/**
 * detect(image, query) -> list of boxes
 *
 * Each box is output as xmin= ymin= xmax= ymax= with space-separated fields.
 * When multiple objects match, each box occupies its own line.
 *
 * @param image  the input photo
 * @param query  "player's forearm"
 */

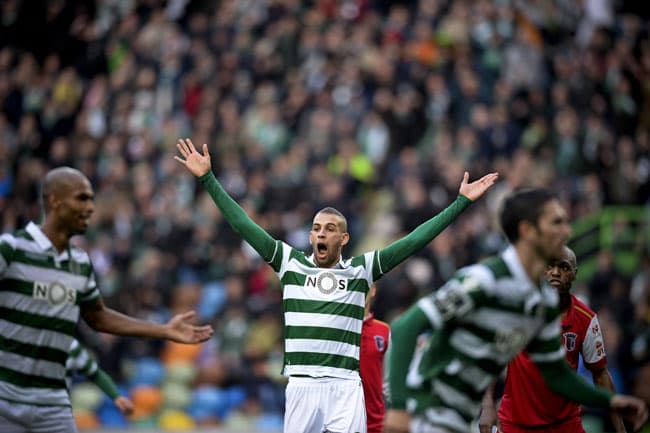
xmin=82 ymin=306 xmax=169 ymax=339
xmin=481 ymin=380 xmax=497 ymax=408
xmin=89 ymin=369 xmax=121 ymax=400
xmin=378 ymin=195 xmax=471 ymax=272
xmin=593 ymin=368 xmax=627 ymax=432
xmin=538 ymin=359 xmax=612 ymax=407
xmin=199 ymin=171 xmax=276 ymax=260
xmin=387 ymin=305 xmax=432 ymax=409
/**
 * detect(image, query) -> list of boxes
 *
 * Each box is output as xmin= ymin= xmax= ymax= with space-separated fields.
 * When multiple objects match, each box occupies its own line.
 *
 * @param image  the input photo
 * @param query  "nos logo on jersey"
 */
xmin=33 ymin=281 xmax=77 ymax=306
xmin=563 ymin=332 xmax=578 ymax=351
xmin=305 ymin=271 xmax=348 ymax=295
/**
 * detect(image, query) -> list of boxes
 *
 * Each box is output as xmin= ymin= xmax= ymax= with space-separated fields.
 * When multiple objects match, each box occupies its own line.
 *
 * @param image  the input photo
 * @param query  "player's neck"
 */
xmin=40 ymin=220 xmax=70 ymax=253
xmin=515 ymin=244 xmax=546 ymax=286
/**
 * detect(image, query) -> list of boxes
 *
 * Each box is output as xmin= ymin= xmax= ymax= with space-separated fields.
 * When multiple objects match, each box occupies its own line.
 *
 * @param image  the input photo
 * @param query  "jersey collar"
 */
xmin=308 ymin=254 xmax=346 ymax=269
xmin=26 ymin=221 xmax=55 ymax=252
xmin=502 ymin=245 xmax=535 ymax=288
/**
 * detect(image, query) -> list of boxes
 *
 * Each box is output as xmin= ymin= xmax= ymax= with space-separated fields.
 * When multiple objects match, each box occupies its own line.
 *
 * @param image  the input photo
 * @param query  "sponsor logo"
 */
xmin=33 ymin=281 xmax=77 ymax=306
xmin=305 ymin=272 xmax=348 ymax=294
xmin=563 ymin=332 xmax=578 ymax=351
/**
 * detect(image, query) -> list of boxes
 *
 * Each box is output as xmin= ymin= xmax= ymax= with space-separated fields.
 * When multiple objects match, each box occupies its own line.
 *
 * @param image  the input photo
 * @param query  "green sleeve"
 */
xmin=88 ymin=368 xmax=121 ymax=400
xmin=377 ymin=195 xmax=471 ymax=274
xmin=0 ymin=235 xmax=15 ymax=276
xmin=200 ymin=171 xmax=277 ymax=262
xmin=537 ymin=359 xmax=612 ymax=407
xmin=387 ymin=304 xmax=433 ymax=410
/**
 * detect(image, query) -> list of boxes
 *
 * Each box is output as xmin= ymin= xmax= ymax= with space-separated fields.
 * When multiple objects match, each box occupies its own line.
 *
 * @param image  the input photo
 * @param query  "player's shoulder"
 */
xmin=570 ymin=295 xmax=596 ymax=320
xmin=372 ymin=318 xmax=390 ymax=332
xmin=452 ymin=255 xmax=505 ymax=289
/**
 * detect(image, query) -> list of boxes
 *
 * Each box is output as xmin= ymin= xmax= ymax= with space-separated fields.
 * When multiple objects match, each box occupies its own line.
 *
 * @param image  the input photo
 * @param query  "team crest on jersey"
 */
xmin=33 ymin=281 xmax=77 ymax=306
xmin=563 ymin=332 xmax=577 ymax=351
xmin=305 ymin=271 xmax=348 ymax=294
xmin=374 ymin=335 xmax=386 ymax=352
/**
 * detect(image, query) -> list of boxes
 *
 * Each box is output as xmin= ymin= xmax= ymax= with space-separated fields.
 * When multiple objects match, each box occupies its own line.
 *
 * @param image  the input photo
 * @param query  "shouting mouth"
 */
xmin=316 ymin=242 xmax=328 ymax=258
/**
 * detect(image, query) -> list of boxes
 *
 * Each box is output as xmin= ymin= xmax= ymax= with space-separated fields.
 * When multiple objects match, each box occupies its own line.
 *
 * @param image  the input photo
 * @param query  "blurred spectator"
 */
xmin=1 ymin=0 xmax=649 ymax=429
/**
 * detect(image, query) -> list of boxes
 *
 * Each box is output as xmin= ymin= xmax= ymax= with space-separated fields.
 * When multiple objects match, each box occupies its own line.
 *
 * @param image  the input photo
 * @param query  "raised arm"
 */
xmin=174 ymin=138 xmax=277 ymax=261
xmin=377 ymin=172 xmax=498 ymax=274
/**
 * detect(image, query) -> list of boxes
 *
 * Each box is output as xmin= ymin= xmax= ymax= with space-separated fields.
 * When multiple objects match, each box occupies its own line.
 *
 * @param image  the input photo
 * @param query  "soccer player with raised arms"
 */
xmin=174 ymin=138 xmax=498 ymax=433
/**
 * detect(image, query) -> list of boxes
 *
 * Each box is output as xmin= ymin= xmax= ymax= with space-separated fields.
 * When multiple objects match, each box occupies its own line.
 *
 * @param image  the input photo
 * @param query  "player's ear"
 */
xmin=341 ymin=232 xmax=350 ymax=246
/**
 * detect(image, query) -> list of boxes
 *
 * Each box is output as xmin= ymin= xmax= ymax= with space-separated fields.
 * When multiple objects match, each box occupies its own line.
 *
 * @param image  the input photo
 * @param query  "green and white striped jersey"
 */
xmin=270 ymin=241 xmax=379 ymax=379
xmin=65 ymin=338 xmax=98 ymax=390
xmin=402 ymin=246 xmax=563 ymax=433
xmin=0 ymin=222 xmax=100 ymax=406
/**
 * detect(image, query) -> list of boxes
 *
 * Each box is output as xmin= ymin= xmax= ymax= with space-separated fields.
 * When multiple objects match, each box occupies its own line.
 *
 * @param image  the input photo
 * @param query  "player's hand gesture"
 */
xmin=384 ymin=409 xmax=410 ymax=433
xmin=174 ymin=138 xmax=211 ymax=177
xmin=458 ymin=171 xmax=499 ymax=202
xmin=114 ymin=396 xmax=134 ymax=416
xmin=164 ymin=310 xmax=214 ymax=344
xmin=610 ymin=394 xmax=648 ymax=431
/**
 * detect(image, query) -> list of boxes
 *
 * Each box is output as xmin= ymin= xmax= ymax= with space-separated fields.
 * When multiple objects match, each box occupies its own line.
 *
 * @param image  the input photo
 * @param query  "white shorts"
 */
xmin=0 ymin=399 xmax=78 ymax=433
xmin=284 ymin=376 xmax=367 ymax=433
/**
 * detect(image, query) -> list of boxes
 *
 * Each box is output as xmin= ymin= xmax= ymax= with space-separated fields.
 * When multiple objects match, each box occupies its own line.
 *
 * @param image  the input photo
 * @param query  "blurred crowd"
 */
xmin=1 ymin=0 xmax=650 ymax=430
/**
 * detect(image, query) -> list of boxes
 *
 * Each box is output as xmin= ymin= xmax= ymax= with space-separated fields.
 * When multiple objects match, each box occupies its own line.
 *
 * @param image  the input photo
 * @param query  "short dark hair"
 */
xmin=499 ymin=188 xmax=558 ymax=243
xmin=315 ymin=207 xmax=348 ymax=232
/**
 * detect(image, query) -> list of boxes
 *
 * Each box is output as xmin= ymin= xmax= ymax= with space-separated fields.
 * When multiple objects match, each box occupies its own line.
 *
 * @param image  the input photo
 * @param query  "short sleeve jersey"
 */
xmin=498 ymin=295 xmax=607 ymax=426
xmin=0 ymin=222 xmax=100 ymax=406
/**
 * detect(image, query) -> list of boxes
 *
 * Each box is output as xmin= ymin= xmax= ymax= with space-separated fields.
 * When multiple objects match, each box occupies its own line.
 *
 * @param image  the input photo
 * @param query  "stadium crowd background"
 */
xmin=1 ymin=0 xmax=649 ymax=431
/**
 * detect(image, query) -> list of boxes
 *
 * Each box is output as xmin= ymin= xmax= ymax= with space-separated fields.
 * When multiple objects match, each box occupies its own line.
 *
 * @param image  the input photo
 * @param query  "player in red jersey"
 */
xmin=480 ymin=246 xmax=626 ymax=433
xmin=360 ymin=285 xmax=390 ymax=433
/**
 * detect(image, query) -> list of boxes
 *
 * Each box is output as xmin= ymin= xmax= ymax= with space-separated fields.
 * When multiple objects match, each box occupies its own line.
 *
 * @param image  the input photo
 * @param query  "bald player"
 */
xmin=0 ymin=166 xmax=213 ymax=433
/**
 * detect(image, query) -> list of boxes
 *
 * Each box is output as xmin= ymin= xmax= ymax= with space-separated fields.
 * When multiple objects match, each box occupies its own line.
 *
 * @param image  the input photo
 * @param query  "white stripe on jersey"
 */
xmin=449 ymin=330 xmax=510 ymax=364
xmin=284 ymin=284 xmax=366 ymax=305
xmin=466 ymin=308 xmax=540 ymax=333
xmin=284 ymin=312 xmax=362 ymax=333
xmin=433 ymin=379 xmax=480 ymax=418
xmin=529 ymin=348 xmax=565 ymax=363
xmin=0 ymin=318 xmax=72 ymax=350
xmin=444 ymin=360 xmax=493 ymax=392
xmin=1 ymin=292 xmax=80 ymax=322
xmin=537 ymin=317 xmax=562 ymax=340
xmin=4 ymin=262 xmax=90 ymax=289
xmin=417 ymin=297 xmax=443 ymax=329
xmin=285 ymin=339 xmax=359 ymax=359
xmin=0 ymin=381 xmax=70 ymax=407
xmin=0 ymin=350 xmax=66 ymax=380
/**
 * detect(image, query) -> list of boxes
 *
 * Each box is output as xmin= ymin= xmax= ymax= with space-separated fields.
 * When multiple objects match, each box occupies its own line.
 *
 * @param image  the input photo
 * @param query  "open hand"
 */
xmin=165 ymin=310 xmax=214 ymax=344
xmin=458 ymin=172 xmax=499 ymax=202
xmin=174 ymin=138 xmax=212 ymax=177
xmin=479 ymin=404 xmax=499 ymax=433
